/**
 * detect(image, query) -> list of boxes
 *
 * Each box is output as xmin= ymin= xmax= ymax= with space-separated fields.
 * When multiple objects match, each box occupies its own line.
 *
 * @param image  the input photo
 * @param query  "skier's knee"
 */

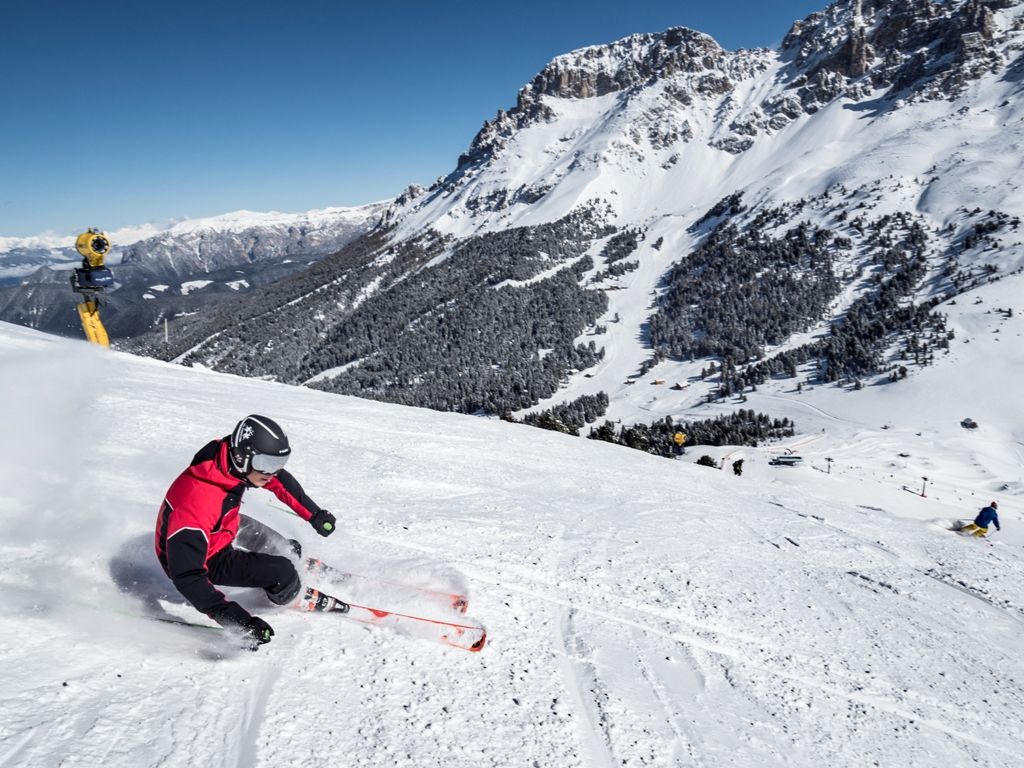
xmin=264 ymin=556 xmax=301 ymax=605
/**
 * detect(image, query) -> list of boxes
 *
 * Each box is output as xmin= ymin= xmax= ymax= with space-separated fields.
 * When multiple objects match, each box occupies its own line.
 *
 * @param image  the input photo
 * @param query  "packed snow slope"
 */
xmin=1 ymin=320 xmax=1022 ymax=768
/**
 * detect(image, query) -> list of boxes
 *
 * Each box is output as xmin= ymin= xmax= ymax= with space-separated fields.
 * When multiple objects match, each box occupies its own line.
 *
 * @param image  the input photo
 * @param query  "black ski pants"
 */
xmin=207 ymin=516 xmax=302 ymax=605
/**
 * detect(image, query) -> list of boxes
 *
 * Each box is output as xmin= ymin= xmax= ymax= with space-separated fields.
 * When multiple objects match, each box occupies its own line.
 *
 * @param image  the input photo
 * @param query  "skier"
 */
xmin=959 ymin=501 xmax=1001 ymax=537
xmin=154 ymin=415 xmax=337 ymax=645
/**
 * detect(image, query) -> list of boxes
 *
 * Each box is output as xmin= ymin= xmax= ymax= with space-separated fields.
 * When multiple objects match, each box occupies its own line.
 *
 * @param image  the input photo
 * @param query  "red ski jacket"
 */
xmin=154 ymin=438 xmax=322 ymax=623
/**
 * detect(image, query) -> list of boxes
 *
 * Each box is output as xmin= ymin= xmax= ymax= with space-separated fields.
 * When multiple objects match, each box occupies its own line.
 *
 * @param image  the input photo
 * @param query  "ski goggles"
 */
xmin=251 ymin=452 xmax=289 ymax=475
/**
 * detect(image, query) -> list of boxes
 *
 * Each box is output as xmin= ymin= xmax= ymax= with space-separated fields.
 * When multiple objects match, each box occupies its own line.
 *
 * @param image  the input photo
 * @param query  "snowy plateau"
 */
xmin=3 ymin=0 xmax=1024 ymax=766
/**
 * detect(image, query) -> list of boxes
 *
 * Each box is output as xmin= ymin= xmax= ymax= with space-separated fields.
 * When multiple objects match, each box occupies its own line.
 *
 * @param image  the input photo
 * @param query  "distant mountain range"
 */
xmin=13 ymin=0 xmax=1024 ymax=439
xmin=0 ymin=204 xmax=389 ymax=338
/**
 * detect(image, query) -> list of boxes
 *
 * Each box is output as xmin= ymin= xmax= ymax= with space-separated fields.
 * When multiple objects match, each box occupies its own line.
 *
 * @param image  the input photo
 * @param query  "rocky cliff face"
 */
xmin=776 ymin=0 xmax=1010 ymax=113
xmin=456 ymin=28 xmax=772 ymax=169
xmin=452 ymin=0 xmax=1020 ymax=174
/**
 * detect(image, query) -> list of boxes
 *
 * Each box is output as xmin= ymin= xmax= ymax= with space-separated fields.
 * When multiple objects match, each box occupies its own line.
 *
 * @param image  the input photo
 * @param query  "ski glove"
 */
xmin=243 ymin=616 xmax=275 ymax=646
xmin=310 ymin=509 xmax=337 ymax=537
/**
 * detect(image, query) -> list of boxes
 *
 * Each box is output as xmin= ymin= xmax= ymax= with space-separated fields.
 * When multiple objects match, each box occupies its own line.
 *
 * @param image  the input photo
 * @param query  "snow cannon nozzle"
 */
xmin=75 ymin=228 xmax=111 ymax=269
xmin=71 ymin=228 xmax=114 ymax=295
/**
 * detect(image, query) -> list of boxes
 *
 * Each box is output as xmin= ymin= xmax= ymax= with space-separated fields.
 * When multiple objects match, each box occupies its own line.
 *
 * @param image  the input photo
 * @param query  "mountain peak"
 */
xmin=455 ymin=0 xmax=1019 ymax=176
xmin=457 ymin=28 xmax=740 ymax=171
xmin=528 ymin=27 xmax=726 ymax=101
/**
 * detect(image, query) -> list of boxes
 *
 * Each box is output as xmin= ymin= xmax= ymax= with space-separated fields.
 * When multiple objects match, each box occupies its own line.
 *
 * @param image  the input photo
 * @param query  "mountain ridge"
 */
xmin=0 ymin=201 xmax=389 ymax=337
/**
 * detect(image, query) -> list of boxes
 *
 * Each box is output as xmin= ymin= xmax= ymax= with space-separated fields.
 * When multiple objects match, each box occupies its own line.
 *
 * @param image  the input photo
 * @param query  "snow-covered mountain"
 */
xmin=0 ymin=223 xmax=165 ymax=286
xmin=115 ymin=205 xmax=392 ymax=282
xmin=129 ymin=0 xmax=1023 ymax=450
xmin=0 ymin=202 xmax=389 ymax=337
xmin=393 ymin=0 xmax=1019 ymax=236
xmin=1 ymin=317 xmax=1021 ymax=767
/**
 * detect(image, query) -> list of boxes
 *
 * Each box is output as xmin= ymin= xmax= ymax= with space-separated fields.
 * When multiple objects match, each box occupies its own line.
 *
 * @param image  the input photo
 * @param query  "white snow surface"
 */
xmin=179 ymin=279 xmax=214 ymax=295
xmin=1 ymin=320 xmax=1022 ymax=767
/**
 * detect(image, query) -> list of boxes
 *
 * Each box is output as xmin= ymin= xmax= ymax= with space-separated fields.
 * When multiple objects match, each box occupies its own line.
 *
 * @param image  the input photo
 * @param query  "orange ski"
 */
xmin=298 ymin=586 xmax=486 ymax=652
xmin=304 ymin=557 xmax=469 ymax=613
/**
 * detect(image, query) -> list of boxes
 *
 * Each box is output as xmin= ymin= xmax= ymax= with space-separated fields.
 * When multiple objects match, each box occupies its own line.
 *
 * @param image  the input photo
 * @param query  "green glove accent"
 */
xmin=311 ymin=510 xmax=336 ymax=537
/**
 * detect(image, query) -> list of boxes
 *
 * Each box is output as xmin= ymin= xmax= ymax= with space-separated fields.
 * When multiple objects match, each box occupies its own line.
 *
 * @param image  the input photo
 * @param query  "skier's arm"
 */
xmin=165 ymin=527 xmax=250 ymax=626
xmin=265 ymin=469 xmax=321 ymax=521
xmin=266 ymin=470 xmax=336 ymax=537
xmin=994 ymin=512 xmax=1001 ymax=531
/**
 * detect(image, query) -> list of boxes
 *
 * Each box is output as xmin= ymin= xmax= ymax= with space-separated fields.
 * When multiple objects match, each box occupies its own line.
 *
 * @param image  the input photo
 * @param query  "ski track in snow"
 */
xmin=348 ymin=507 xmax=1023 ymax=765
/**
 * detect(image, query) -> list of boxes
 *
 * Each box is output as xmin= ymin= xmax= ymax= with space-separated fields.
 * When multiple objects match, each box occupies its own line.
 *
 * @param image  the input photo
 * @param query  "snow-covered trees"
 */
xmin=588 ymin=410 xmax=794 ymax=456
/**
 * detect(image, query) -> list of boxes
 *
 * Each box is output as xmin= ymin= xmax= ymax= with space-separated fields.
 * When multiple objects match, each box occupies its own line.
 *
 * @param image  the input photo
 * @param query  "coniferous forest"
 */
xmin=587 ymin=411 xmax=795 ymax=456
xmin=124 ymin=188 xmax=1015 ymax=460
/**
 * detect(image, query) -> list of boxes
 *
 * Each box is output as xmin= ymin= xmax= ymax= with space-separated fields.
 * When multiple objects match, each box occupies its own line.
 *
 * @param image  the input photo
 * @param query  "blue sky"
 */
xmin=1 ymin=1 xmax=826 ymax=237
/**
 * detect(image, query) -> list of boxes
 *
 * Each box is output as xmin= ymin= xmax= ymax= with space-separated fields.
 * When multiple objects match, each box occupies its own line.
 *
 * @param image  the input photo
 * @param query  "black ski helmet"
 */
xmin=229 ymin=414 xmax=291 ymax=475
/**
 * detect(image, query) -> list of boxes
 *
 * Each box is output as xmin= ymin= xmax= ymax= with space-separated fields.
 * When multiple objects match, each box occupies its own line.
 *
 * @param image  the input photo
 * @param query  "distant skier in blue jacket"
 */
xmin=960 ymin=502 xmax=1000 ymax=537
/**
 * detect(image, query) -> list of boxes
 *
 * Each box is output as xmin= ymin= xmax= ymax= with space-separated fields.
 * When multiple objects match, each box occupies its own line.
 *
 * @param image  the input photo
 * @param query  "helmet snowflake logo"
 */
xmin=241 ymin=425 xmax=254 ymax=440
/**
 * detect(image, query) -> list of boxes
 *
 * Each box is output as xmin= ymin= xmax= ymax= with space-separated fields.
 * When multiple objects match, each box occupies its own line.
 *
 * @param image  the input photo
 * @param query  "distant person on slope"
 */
xmin=154 ymin=415 xmax=336 ymax=645
xmin=960 ymin=501 xmax=1001 ymax=537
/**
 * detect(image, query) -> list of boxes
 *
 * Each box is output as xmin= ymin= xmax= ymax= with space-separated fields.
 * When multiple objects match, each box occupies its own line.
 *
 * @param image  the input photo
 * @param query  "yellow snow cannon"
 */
xmin=70 ymin=228 xmax=114 ymax=347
